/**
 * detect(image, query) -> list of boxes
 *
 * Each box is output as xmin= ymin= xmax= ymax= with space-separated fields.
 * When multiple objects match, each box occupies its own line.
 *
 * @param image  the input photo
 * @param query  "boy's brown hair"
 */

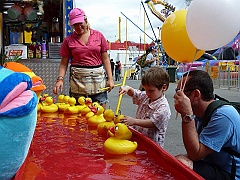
xmin=141 ymin=66 xmax=170 ymax=90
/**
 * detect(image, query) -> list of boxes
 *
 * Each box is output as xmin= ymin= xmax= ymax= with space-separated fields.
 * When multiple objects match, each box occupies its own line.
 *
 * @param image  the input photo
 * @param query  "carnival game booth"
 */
xmin=13 ymin=112 xmax=203 ymax=179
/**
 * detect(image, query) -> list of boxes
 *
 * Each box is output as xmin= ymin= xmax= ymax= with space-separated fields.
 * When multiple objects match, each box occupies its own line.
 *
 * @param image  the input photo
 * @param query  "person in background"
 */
xmin=115 ymin=61 xmax=121 ymax=81
xmin=117 ymin=60 xmax=122 ymax=79
xmin=139 ymin=46 xmax=158 ymax=91
xmin=143 ymin=46 xmax=158 ymax=72
xmin=174 ymin=70 xmax=240 ymax=180
xmin=53 ymin=8 xmax=114 ymax=109
xmin=119 ymin=66 xmax=171 ymax=148
xmin=110 ymin=59 xmax=115 ymax=76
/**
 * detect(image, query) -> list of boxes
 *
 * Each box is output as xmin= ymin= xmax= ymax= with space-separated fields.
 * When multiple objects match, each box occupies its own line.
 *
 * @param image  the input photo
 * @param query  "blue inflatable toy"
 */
xmin=0 ymin=66 xmax=38 ymax=180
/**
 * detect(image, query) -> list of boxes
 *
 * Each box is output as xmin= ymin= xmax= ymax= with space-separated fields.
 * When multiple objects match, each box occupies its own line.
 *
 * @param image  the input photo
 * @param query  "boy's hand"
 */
xmin=119 ymin=85 xmax=129 ymax=95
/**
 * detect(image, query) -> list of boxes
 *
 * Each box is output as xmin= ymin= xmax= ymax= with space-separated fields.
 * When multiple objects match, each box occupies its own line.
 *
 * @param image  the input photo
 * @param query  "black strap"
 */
xmin=203 ymin=100 xmax=231 ymax=127
xmin=223 ymin=147 xmax=240 ymax=180
xmin=70 ymin=64 xmax=103 ymax=69
xmin=203 ymin=98 xmax=240 ymax=179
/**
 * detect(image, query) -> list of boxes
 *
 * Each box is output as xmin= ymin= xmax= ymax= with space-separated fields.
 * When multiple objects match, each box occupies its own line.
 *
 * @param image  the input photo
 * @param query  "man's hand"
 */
xmin=174 ymin=90 xmax=193 ymax=117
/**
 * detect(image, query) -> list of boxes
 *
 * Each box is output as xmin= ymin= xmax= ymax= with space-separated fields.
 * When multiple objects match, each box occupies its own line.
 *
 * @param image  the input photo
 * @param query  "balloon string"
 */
xmin=175 ymin=48 xmax=200 ymax=120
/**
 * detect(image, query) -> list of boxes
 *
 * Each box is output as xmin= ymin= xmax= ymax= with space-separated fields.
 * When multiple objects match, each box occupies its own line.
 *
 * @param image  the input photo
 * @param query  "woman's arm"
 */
xmin=102 ymin=52 xmax=114 ymax=91
xmin=58 ymin=57 xmax=69 ymax=77
xmin=53 ymin=57 xmax=69 ymax=95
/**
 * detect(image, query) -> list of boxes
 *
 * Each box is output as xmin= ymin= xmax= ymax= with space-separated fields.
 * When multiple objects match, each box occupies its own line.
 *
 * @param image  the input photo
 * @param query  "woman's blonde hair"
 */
xmin=84 ymin=16 xmax=90 ymax=30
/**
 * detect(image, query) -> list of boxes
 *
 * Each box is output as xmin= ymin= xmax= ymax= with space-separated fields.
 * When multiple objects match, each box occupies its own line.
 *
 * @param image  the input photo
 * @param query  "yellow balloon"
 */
xmin=161 ymin=9 xmax=204 ymax=63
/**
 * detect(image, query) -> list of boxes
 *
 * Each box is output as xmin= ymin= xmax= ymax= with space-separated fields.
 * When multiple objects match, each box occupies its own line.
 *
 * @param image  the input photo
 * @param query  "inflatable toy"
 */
xmin=104 ymin=123 xmax=137 ymax=154
xmin=40 ymin=96 xmax=58 ymax=113
xmin=0 ymin=66 xmax=38 ymax=180
xmin=4 ymin=62 xmax=46 ymax=98
xmin=88 ymin=104 xmax=106 ymax=126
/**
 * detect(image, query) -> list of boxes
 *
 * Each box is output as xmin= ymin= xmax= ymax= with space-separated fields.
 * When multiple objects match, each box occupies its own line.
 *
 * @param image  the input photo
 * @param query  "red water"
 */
xmin=19 ymin=112 xmax=202 ymax=180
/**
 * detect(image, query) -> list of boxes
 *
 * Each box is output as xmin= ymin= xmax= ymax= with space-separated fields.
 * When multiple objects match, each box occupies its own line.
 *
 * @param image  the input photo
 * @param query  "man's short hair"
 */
xmin=183 ymin=70 xmax=214 ymax=101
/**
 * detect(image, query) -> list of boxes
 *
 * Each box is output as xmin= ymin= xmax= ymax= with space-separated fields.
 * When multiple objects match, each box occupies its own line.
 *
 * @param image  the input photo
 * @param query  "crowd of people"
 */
xmin=52 ymin=7 xmax=240 ymax=180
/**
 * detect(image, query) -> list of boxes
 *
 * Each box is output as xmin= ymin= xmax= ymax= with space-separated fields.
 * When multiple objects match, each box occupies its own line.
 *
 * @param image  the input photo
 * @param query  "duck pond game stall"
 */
xmin=13 ymin=112 xmax=203 ymax=179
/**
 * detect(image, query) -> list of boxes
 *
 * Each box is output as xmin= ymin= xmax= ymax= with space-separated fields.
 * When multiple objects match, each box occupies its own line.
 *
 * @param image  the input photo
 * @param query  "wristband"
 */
xmin=57 ymin=76 xmax=64 ymax=79
xmin=57 ymin=76 xmax=64 ymax=80
xmin=56 ymin=79 xmax=63 ymax=83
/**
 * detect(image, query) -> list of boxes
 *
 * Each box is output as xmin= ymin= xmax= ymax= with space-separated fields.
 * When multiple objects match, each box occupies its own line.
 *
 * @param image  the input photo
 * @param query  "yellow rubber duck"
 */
xmin=88 ymin=104 xmax=106 ymax=126
xmin=108 ymin=123 xmax=132 ymax=140
xmin=98 ymin=108 xmax=115 ymax=135
xmin=58 ymin=95 xmax=70 ymax=112
xmin=114 ymin=114 xmax=125 ymax=124
xmin=40 ymin=96 xmax=58 ymax=113
xmin=86 ymin=102 xmax=102 ymax=119
xmin=37 ymin=95 xmax=43 ymax=112
xmin=76 ymin=96 xmax=87 ymax=112
xmin=104 ymin=123 xmax=138 ymax=154
xmin=55 ymin=94 xmax=65 ymax=107
xmin=79 ymin=97 xmax=93 ymax=115
xmin=64 ymin=97 xmax=79 ymax=114
xmin=39 ymin=93 xmax=49 ymax=106
xmin=103 ymin=108 xmax=115 ymax=121
xmin=37 ymin=103 xmax=42 ymax=112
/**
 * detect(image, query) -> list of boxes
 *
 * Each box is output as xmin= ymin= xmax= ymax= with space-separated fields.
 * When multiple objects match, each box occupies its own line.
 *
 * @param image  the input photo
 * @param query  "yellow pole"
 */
xmin=118 ymin=17 xmax=121 ymax=42
xmin=125 ymin=19 xmax=128 ymax=65
xmin=98 ymin=83 xmax=122 ymax=91
xmin=115 ymin=71 xmax=128 ymax=115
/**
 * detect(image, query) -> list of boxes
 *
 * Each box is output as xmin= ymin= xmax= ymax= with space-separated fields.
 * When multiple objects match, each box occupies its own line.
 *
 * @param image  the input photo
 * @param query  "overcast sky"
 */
xmin=75 ymin=0 xmax=188 ymax=43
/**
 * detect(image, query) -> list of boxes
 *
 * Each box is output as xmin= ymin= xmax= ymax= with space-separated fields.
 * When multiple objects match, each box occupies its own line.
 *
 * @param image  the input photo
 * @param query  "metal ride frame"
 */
xmin=144 ymin=0 xmax=175 ymax=66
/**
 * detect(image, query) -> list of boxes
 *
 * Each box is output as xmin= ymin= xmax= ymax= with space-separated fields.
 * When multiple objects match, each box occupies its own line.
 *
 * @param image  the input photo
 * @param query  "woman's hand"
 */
xmin=53 ymin=80 xmax=63 ymax=95
xmin=106 ymin=78 xmax=114 ymax=92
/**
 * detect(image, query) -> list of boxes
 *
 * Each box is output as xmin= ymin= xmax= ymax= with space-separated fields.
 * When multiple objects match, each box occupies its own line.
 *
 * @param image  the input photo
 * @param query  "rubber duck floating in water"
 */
xmin=98 ymin=108 xmax=115 ymax=135
xmin=64 ymin=97 xmax=79 ymax=114
xmin=40 ymin=96 xmax=58 ymax=113
xmin=79 ymin=97 xmax=93 ymax=115
xmin=85 ymin=102 xmax=100 ymax=119
xmin=55 ymin=94 xmax=65 ymax=107
xmin=76 ymin=96 xmax=87 ymax=112
xmin=88 ymin=104 xmax=106 ymax=126
xmin=58 ymin=95 xmax=70 ymax=112
xmin=104 ymin=123 xmax=138 ymax=154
